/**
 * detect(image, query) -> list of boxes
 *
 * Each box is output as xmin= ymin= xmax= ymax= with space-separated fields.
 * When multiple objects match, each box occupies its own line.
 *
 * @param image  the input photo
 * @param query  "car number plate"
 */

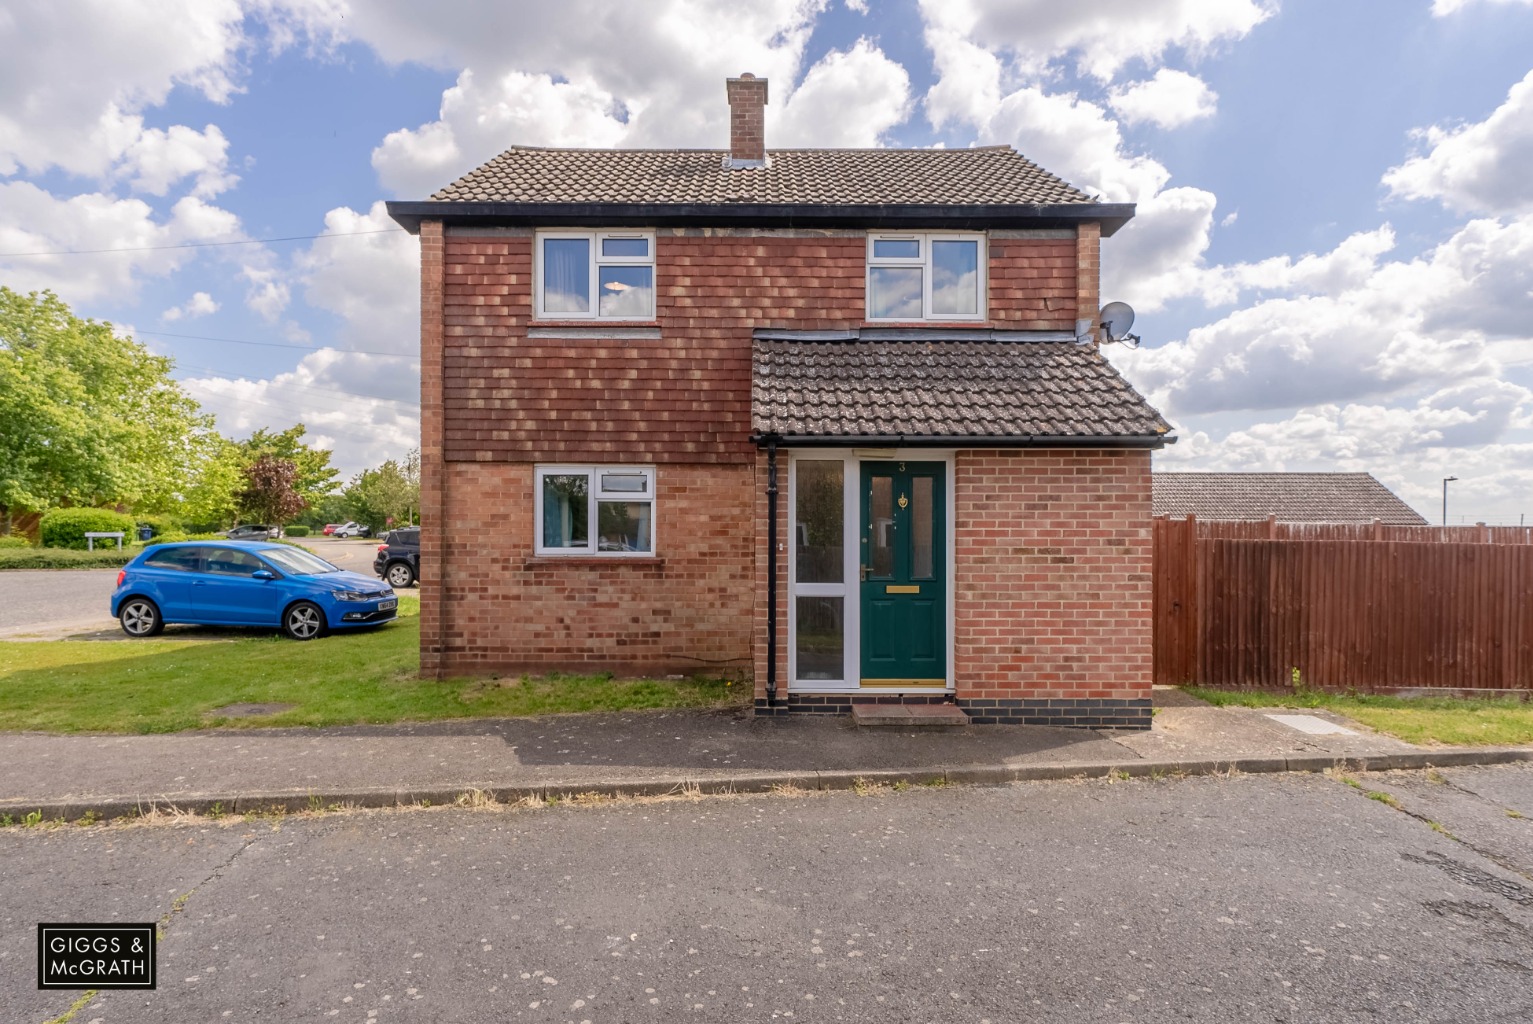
xmin=378 ymin=599 xmax=397 ymax=611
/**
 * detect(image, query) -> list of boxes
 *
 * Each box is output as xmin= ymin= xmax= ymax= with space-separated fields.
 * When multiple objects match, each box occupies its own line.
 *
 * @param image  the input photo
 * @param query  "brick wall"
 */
xmin=953 ymin=448 xmax=1154 ymax=703
xmin=438 ymin=227 xmax=1081 ymax=466
xmin=431 ymin=461 xmax=755 ymax=677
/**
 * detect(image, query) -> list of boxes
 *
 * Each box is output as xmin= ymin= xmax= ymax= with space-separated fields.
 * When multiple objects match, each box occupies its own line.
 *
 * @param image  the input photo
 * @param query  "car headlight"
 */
xmin=331 ymin=590 xmax=376 ymax=602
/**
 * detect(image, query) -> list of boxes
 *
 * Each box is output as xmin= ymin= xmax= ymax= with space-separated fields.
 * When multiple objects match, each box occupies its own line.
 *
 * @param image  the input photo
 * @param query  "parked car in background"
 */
xmin=333 ymin=522 xmax=371 ymax=539
xmin=373 ymin=527 xmax=420 ymax=588
xmin=225 ymin=524 xmax=278 ymax=541
xmin=111 ymin=541 xmax=397 ymax=640
xmin=322 ymin=523 xmax=343 ymax=536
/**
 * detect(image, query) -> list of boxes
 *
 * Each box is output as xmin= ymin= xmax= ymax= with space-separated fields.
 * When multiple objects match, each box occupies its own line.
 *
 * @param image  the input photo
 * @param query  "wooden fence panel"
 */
xmin=1153 ymin=517 xmax=1533 ymax=693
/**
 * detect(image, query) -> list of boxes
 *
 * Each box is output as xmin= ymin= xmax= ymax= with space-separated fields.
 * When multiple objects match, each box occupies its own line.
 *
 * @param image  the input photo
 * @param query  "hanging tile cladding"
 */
xmin=440 ymin=229 xmax=1081 ymax=464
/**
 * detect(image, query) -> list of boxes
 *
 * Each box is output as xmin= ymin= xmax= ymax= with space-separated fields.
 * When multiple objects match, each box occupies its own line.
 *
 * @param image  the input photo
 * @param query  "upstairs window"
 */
xmin=536 ymin=231 xmax=655 ymax=320
xmin=866 ymin=232 xmax=985 ymax=321
xmin=536 ymin=466 xmax=655 ymax=556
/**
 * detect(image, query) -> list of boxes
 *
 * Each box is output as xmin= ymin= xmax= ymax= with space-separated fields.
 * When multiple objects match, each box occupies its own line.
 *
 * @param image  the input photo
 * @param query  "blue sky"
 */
xmin=3 ymin=0 xmax=1533 ymax=523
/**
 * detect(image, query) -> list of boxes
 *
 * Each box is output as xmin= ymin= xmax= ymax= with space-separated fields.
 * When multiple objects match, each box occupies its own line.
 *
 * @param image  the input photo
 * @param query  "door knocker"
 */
xmin=897 ymin=492 xmax=909 ymax=509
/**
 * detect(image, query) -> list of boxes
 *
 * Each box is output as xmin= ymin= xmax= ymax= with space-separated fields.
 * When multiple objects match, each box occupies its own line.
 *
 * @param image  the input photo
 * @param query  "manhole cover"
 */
xmin=207 ymin=703 xmax=296 ymax=718
xmin=1265 ymin=713 xmax=1356 ymax=736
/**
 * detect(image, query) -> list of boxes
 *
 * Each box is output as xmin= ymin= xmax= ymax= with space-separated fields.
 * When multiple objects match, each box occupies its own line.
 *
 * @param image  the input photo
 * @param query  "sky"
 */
xmin=3 ymin=0 xmax=1533 ymax=523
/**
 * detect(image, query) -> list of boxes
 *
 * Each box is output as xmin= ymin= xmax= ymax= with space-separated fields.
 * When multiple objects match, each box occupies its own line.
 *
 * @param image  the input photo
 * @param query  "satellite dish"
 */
xmin=1099 ymin=301 xmax=1141 ymax=347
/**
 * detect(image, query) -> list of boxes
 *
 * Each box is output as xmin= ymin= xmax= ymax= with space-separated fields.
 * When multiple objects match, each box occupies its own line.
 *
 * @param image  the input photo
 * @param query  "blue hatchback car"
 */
xmin=111 ymin=541 xmax=397 ymax=640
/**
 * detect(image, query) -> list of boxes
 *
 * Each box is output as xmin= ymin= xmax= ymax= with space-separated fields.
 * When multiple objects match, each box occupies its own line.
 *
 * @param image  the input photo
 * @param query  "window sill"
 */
xmin=860 ymin=320 xmax=991 ymax=328
xmin=524 ymin=555 xmax=666 ymax=569
xmin=530 ymin=320 xmax=660 ymax=328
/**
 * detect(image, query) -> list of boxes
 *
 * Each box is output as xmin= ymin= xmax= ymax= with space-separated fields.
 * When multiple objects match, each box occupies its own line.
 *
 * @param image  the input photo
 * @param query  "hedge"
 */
xmin=283 ymin=525 xmax=310 ymax=537
xmin=0 ymin=547 xmax=135 ymax=570
xmin=39 ymin=508 xmax=138 ymax=550
xmin=0 ymin=536 xmax=32 ymax=549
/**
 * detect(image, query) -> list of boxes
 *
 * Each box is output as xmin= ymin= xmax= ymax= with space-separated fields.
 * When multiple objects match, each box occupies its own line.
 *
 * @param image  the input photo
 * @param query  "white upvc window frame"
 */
xmin=534 ymin=465 xmax=657 ymax=557
xmin=534 ymin=229 xmax=656 ymax=321
xmin=865 ymin=231 xmax=987 ymax=322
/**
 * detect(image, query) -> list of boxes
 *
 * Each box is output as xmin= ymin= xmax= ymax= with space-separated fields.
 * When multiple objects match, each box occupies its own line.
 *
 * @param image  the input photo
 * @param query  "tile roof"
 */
xmin=1152 ymin=472 xmax=1428 ymax=524
xmin=751 ymin=338 xmax=1172 ymax=441
xmin=429 ymin=146 xmax=1096 ymax=206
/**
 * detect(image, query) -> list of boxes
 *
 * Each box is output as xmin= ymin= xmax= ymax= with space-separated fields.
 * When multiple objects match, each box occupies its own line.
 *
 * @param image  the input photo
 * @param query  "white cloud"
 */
xmin=774 ymin=39 xmax=912 ymax=147
xmin=296 ymin=201 xmax=420 ymax=355
xmin=372 ymin=70 xmax=628 ymax=197
xmin=242 ymin=266 xmax=291 ymax=322
xmin=1110 ymin=211 xmax=1533 ymax=423
xmin=161 ymin=291 xmax=220 ymax=322
xmin=0 ymin=1 xmax=245 ymax=185
xmin=1108 ymin=69 xmax=1218 ymax=129
xmin=1152 ymin=377 xmax=1533 ymax=523
xmin=1432 ymin=0 xmax=1533 ymax=14
xmin=183 ymin=348 xmax=420 ymax=477
xmin=296 ymin=0 xmax=818 ymax=195
xmin=919 ymin=0 xmax=1272 ymax=81
xmin=845 ymin=0 xmax=869 ymax=11
xmin=1384 ymin=69 xmax=1533 ymax=215
xmin=0 ymin=183 xmax=241 ymax=303
xmin=116 ymin=123 xmax=238 ymax=198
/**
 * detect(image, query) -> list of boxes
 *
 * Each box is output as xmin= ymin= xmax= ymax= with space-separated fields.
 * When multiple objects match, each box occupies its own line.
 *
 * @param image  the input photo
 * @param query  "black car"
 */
xmin=373 ymin=527 xmax=420 ymax=588
xmin=225 ymin=524 xmax=277 ymax=541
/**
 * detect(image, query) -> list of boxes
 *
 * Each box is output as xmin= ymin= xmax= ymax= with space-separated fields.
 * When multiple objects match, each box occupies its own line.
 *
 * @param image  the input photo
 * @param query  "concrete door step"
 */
xmin=851 ymin=703 xmax=970 ymax=727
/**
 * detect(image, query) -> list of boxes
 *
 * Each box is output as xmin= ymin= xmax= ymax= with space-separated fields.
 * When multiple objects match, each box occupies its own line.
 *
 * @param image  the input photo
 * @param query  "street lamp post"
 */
xmin=1442 ymin=476 xmax=1458 ymax=527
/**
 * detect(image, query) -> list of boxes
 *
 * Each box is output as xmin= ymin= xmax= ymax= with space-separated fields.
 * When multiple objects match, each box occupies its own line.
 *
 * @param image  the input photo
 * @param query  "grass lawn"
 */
xmin=0 ymin=597 xmax=749 ymax=733
xmin=1184 ymin=686 xmax=1533 ymax=747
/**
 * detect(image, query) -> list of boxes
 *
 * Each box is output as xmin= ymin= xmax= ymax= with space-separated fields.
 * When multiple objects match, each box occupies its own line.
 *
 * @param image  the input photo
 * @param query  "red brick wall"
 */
xmin=439 ymin=228 xmax=1080 ymax=466
xmin=953 ymin=449 xmax=1154 ymax=701
xmin=432 ymin=461 xmax=755 ymax=677
xmin=419 ymin=219 xmax=447 ymax=675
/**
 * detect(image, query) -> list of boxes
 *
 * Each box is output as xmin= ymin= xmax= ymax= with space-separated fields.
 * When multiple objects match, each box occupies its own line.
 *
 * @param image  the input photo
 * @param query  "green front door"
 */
xmin=860 ymin=461 xmax=947 ymax=687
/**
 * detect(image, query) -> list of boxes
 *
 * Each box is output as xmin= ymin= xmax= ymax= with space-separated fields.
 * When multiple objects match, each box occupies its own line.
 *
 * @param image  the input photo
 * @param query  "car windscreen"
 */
xmin=258 ymin=546 xmax=342 ymax=576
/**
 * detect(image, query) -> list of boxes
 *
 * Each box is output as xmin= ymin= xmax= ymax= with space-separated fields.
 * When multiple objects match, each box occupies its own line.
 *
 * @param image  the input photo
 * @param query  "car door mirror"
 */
xmin=252 ymin=570 xmax=277 ymax=581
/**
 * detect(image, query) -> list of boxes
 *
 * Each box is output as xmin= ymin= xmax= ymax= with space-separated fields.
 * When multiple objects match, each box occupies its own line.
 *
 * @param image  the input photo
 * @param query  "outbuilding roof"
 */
xmin=1151 ymin=472 xmax=1428 ymax=524
xmin=751 ymin=336 xmax=1172 ymax=445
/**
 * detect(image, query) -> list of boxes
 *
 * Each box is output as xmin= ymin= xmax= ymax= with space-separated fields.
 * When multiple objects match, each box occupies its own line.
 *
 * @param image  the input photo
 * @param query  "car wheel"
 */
xmin=119 ymin=597 xmax=164 ymax=638
xmin=282 ymin=601 xmax=327 ymax=641
xmin=386 ymin=562 xmax=416 ymax=588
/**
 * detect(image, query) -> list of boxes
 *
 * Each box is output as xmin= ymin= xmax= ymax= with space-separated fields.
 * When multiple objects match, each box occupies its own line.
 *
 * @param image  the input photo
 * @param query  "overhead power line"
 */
xmin=136 ymin=327 xmax=410 ymax=358
xmin=0 ymin=227 xmax=405 ymax=258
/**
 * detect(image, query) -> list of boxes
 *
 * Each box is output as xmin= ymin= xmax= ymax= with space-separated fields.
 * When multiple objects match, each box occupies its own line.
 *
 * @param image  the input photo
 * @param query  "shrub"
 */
xmin=39 ymin=508 xmax=138 ymax=550
xmin=0 ymin=535 xmax=31 ymax=549
xmin=180 ymin=519 xmax=226 ymax=535
xmin=283 ymin=525 xmax=310 ymax=537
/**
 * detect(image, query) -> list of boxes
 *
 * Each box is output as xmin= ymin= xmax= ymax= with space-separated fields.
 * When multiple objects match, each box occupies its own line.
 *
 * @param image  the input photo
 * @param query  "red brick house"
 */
xmin=387 ymin=74 xmax=1173 ymax=729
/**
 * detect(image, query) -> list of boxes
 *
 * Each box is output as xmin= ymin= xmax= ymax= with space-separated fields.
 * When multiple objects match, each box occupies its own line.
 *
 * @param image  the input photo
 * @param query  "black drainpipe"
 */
xmin=765 ymin=437 xmax=781 ymax=708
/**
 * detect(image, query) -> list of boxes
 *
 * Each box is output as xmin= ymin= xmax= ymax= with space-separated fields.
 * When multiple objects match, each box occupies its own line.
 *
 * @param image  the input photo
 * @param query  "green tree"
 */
xmin=177 ymin=435 xmax=247 ymax=529
xmin=343 ymin=454 xmax=419 ymax=530
xmin=234 ymin=425 xmax=341 ymax=508
xmin=0 ymin=288 xmax=212 ymax=532
xmin=237 ymin=455 xmax=308 ymax=528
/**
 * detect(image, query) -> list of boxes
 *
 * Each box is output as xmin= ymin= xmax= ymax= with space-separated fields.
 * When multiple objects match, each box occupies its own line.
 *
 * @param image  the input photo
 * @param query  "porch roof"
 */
xmin=751 ymin=336 xmax=1174 ymax=446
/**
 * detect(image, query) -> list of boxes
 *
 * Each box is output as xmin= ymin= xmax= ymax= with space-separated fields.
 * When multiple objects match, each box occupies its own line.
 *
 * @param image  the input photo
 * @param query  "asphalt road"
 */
xmin=4 ymin=767 xmax=1531 ymax=1023
xmin=0 ymin=538 xmax=383 ymax=640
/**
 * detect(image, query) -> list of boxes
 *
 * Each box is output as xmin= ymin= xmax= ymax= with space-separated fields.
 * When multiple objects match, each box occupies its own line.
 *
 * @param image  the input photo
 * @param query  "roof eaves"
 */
xmin=384 ymin=200 xmax=1135 ymax=236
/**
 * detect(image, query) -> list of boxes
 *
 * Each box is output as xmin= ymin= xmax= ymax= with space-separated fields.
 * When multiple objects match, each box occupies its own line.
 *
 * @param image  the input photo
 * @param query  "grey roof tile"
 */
xmin=752 ymin=338 xmax=1171 ymax=440
xmin=429 ymin=146 xmax=1095 ymax=206
xmin=1152 ymin=472 xmax=1427 ymax=524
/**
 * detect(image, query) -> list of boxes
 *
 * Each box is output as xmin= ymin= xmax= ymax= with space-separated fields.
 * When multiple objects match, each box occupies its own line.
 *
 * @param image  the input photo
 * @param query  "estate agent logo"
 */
xmin=37 ymin=924 xmax=157 ymax=989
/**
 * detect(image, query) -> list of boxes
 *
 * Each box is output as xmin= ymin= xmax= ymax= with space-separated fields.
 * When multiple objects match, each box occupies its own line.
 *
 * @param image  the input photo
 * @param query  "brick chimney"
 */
xmin=726 ymin=73 xmax=769 ymax=167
